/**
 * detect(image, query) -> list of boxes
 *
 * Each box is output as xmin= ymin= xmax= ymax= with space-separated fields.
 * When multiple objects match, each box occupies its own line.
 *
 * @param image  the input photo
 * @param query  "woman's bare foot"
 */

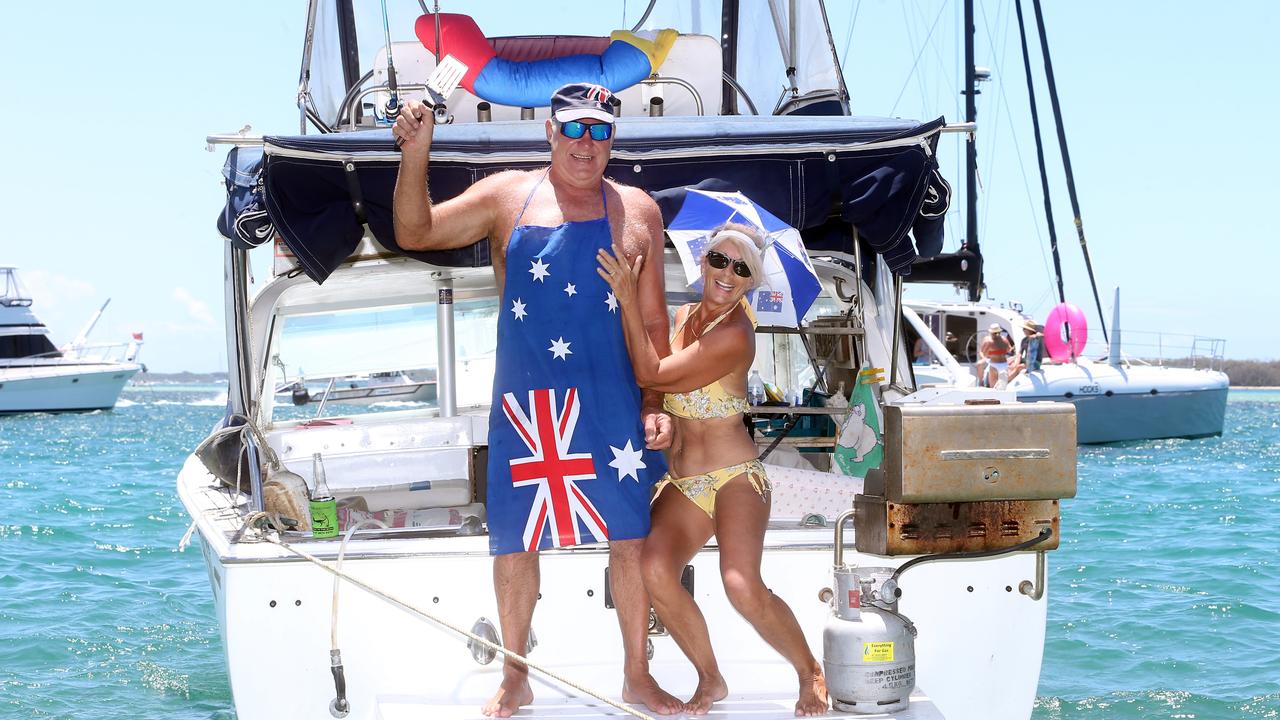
xmin=794 ymin=669 xmax=829 ymax=717
xmin=622 ymin=673 xmax=686 ymax=716
xmin=481 ymin=669 xmax=534 ymax=718
xmin=685 ymin=674 xmax=728 ymax=715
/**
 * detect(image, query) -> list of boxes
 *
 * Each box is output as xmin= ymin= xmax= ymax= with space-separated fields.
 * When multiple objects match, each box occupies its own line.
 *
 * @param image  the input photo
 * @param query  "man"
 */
xmin=392 ymin=83 xmax=681 ymax=717
xmin=978 ymin=322 xmax=1012 ymax=388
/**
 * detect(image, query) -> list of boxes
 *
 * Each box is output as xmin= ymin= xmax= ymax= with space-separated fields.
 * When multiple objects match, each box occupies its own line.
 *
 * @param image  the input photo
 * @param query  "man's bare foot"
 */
xmin=685 ymin=675 xmax=728 ymax=715
xmin=794 ymin=669 xmax=829 ymax=717
xmin=622 ymin=673 xmax=686 ymax=716
xmin=481 ymin=671 xmax=534 ymax=718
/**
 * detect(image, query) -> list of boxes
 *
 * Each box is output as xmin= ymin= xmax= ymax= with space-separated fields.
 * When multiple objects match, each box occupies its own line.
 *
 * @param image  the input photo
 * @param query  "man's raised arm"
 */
xmin=392 ymin=99 xmax=501 ymax=251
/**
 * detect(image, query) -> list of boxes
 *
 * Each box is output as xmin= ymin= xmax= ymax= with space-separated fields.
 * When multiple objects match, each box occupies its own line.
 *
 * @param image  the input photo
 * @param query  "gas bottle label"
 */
xmin=862 ymin=641 xmax=895 ymax=662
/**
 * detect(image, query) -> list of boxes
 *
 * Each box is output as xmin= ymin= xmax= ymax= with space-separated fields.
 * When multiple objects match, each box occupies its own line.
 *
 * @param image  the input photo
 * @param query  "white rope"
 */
xmin=240 ymin=515 xmax=654 ymax=720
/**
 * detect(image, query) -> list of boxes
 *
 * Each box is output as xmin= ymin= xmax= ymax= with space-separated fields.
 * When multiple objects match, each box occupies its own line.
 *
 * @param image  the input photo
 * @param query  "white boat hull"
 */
xmin=0 ymin=362 xmax=141 ymax=414
xmin=1013 ymin=363 xmax=1229 ymax=444
xmin=179 ymin=458 xmax=1049 ymax=720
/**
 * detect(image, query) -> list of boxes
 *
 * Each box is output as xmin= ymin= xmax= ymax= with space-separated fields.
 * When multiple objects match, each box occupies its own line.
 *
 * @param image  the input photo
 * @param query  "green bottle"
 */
xmin=309 ymin=452 xmax=339 ymax=538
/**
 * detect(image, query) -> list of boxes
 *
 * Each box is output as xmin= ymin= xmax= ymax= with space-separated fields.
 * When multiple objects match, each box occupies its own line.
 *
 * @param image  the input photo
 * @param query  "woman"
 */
xmin=597 ymin=223 xmax=828 ymax=717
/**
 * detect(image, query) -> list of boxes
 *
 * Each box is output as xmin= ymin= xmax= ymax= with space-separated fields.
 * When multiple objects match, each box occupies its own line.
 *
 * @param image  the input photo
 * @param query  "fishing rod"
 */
xmin=379 ymin=0 xmax=401 ymax=121
xmin=1030 ymin=0 xmax=1109 ymax=344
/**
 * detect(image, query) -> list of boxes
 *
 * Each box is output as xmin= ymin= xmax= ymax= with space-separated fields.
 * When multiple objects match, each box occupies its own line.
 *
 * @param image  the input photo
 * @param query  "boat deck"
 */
xmin=374 ymin=688 xmax=942 ymax=719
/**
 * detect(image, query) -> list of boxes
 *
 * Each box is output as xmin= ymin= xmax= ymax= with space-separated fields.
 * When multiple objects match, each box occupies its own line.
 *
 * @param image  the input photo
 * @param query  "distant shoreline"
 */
xmin=127 ymin=372 xmax=1280 ymax=389
xmin=130 ymin=372 xmax=228 ymax=384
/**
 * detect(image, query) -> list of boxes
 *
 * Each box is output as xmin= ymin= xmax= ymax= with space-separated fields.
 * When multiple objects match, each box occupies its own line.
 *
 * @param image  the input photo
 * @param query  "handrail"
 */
xmin=639 ymin=76 xmax=704 ymax=116
xmin=720 ymin=73 xmax=758 ymax=115
xmin=206 ymin=132 xmax=265 ymax=150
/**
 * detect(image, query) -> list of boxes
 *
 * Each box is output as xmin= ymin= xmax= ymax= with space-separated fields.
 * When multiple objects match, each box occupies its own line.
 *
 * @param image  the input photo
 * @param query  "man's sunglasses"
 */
xmin=706 ymin=249 xmax=752 ymax=278
xmin=558 ymin=120 xmax=614 ymax=141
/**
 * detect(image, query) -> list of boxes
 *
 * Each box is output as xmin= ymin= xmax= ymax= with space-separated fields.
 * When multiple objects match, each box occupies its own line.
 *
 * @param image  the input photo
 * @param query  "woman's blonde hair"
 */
xmin=704 ymin=222 xmax=766 ymax=289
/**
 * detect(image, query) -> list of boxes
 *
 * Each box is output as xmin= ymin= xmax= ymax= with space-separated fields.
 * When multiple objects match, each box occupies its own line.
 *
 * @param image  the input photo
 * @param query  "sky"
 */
xmin=1 ymin=1 xmax=1276 ymax=373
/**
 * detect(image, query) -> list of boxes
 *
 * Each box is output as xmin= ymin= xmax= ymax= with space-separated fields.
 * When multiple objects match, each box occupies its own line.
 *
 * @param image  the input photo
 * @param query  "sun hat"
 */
xmin=551 ymin=83 xmax=615 ymax=123
xmin=988 ymin=323 xmax=1002 ymax=334
xmin=1022 ymin=319 xmax=1038 ymax=333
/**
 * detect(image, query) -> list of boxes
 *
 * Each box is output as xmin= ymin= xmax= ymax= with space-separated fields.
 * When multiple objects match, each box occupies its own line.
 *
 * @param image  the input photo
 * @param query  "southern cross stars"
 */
xmin=511 ymin=298 xmax=527 ymax=321
xmin=564 ymin=282 xmax=577 ymax=297
xmin=548 ymin=337 xmax=572 ymax=360
xmin=529 ymin=258 xmax=550 ymax=283
xmin=608 ymin=440 xmax=647 ymax=482
xmin=605 ymin=291 xmax=618 ymax=313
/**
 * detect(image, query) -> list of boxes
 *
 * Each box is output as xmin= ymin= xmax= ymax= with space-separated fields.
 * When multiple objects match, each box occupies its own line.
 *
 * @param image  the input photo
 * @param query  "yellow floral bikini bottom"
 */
xmin=653 ymin=459 xmax=771 ymax=518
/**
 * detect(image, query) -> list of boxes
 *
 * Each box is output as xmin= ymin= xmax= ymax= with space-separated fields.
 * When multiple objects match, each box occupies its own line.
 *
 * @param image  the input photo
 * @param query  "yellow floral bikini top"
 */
xmin=662 ymin=300 xmax=755 ymax=420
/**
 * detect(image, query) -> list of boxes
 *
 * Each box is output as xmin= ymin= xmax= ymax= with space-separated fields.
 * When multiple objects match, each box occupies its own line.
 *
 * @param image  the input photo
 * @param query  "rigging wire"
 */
xmin=1030 ymin=0 xmax=1109 ymax=343
xmin=979 ymin=0 xmax=1059 ymax=301
xmin=889 ymin=1 xmax=948 ymax=117
xmin=1013 ymin=0 xmax=1067 ymax=308
xmin=837 ymin=0 xmax=862 ymax=74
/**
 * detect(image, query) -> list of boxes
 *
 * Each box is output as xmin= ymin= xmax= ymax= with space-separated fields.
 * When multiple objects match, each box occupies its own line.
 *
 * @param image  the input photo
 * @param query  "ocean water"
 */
xmin=2 ymin=385 xmax=1277 ymax=719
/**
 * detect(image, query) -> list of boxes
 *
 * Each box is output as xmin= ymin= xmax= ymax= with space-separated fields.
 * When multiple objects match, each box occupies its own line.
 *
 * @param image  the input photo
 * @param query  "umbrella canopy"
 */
xmin=667 ymin=189 xmax=822 ymax=328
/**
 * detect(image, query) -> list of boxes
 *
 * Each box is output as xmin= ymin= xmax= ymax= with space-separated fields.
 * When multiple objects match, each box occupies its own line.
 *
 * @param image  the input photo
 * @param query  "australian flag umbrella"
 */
xmin=667 ymin=189 xmax=822 ymax=328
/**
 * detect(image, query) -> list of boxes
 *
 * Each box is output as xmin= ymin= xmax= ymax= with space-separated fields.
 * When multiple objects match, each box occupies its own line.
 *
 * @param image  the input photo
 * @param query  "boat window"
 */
xmin=753 ymin=294 xmax=851 ymax=402
xmin=268 ymin=297 xmax=498 ymax=421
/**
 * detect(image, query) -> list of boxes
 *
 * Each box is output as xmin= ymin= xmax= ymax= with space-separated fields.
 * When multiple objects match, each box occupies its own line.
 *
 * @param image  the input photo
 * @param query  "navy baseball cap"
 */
xmin=551 ymin=83 xmax=615 ymax=123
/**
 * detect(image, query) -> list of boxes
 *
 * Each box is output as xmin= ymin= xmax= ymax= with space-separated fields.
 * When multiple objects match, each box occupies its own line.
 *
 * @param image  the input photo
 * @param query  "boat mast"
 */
xmin=962 ymin=0 xmax=982 ymax=302
xmin=903 ymin=0 xmax=984 ymax=296
xmin=720 ymin=0 xmax=740 ymax=115
xmin=1029 ymin=0 xmax=1109 ymax=343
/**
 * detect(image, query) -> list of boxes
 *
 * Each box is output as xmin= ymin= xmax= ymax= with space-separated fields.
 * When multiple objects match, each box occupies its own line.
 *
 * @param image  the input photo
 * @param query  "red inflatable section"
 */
xmin=414 ymin=13 xmax=495 ymax=92
xmin=1043 ymin=302 xmax=1088 ymax=362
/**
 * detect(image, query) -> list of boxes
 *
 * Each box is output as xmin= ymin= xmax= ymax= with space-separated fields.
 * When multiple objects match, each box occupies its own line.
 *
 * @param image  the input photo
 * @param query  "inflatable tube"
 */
xmin=1043 ymin=302 xmax=1088 ymax=362
xmin=414 ymin=14 xmax=676 ymax=109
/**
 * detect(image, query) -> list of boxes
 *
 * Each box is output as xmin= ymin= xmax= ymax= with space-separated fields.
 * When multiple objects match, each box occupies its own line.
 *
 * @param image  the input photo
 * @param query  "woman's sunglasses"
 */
xmin=558 ymin=120 xmax=614 ymax=141
xmin=706 ymin=249 xmax=752 ymax=278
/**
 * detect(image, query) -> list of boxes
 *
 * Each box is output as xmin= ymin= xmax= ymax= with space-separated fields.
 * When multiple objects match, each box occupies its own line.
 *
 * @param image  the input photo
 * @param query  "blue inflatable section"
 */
xmin=473 ymin=41 xmax=651 ymax=108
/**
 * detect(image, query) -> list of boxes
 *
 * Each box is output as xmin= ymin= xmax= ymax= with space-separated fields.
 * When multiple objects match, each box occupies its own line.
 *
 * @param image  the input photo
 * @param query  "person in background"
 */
xmin=1008 ymin=319 xmax=1044 ymax=382
xmin=597 ymin=223 xmax=829 ymax=717
xmin=978 ymin=322 xmax=1012 ymax=388
xmin=392 ymin=82 xmax=681 ymax=717
xmin=912 ymin=335 xmax=931 ymax=365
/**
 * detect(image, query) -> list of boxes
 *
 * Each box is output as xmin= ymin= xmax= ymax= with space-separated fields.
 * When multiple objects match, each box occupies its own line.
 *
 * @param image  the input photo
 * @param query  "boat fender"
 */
xmin=414 ymin=14 xmax=677 ymax=108
xmin=1043 ymin=302 xmax=1088 ymax=362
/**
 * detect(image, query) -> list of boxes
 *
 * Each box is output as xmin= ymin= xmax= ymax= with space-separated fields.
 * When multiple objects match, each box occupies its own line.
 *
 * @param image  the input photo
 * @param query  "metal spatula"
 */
xmin=424 ymin=54 xmax=467 ymax=124
xmin=394 ymin=54 xmax=468 ymax=149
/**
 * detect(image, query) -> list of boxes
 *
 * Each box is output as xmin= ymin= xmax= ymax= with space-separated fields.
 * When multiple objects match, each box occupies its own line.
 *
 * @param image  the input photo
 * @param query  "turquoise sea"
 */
xmin=2 ymin=385 xmax=1277 ymax=719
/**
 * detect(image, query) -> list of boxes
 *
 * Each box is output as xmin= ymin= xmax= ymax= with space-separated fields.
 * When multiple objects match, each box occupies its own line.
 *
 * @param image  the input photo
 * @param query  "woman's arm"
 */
xmin=597 ymin=244 xmax=751 ymax=393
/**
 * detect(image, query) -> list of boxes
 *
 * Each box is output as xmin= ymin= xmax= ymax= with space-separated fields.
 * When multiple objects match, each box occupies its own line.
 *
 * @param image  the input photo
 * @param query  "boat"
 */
xmin=274 ymin=370 xmax=438 ymax=407
xmin=180 ymin=2 xmax=1078 ymax=719
xmin=897 ymin=1 xmax=1228 ymax=445
xmin=0 ymin=266 xmax=144 ymax=414
xmin=905 ymin=297 xmax=1229 ymax=444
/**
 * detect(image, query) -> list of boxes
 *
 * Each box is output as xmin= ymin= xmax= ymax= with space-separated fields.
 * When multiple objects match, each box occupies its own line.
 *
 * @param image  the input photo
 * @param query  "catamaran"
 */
xmin=180 ymin=2 xmax=1077 ymax=718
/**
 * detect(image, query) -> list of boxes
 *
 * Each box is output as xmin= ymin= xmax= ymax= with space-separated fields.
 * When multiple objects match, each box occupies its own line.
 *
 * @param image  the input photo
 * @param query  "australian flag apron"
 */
xmin=487 ymin=173 xmax=666 ymax=555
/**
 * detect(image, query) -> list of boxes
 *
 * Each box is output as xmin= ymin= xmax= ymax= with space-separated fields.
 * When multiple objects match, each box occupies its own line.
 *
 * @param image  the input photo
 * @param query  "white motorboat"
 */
xmin=180 ymin=2 xmax=1078 ymax=719
xmin=0 ymin=267 xmax=143 ymax=414
xmin=274 ymin=370 xmax=438 ymax=407
xmin=905 ymin=298 xmax=1229 ymax=444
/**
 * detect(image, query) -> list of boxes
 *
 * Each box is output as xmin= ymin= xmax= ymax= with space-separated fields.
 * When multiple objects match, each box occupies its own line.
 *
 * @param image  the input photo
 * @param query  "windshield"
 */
xmin=268 ymin=295 xmax=498 ymax=421
xmin=304 ymin=0 xmax=845 ymax=128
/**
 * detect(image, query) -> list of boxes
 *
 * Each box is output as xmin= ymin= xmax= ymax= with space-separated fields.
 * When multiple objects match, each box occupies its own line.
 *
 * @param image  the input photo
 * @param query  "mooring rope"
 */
xmin=241 ymin=512 xmax=655 ymax=720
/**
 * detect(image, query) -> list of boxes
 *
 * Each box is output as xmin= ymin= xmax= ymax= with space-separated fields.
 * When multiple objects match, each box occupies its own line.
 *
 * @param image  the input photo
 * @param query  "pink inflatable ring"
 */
xmin=1043 ymin=302 xmax=1088 ymax=362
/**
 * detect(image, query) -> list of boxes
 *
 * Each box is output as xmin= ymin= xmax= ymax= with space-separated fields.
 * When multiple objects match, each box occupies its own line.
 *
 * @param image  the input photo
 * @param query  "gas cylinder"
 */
xmin=823 ymin=510 xmax=916 ymax=713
